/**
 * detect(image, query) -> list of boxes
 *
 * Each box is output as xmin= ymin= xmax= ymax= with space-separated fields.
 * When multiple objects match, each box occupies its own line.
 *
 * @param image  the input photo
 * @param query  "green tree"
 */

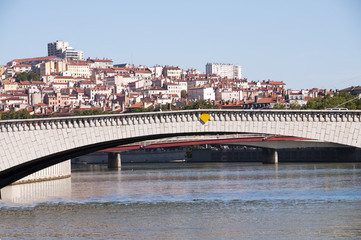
xmin=182 ymin=100 xmax=219 ymax=110
xmin=289 ymin=102 xmax=302 ymax=109
xmin=272 ymin=103 xmax=286 ymax=109
xmin=15 ymin=72 xmax=28 ymax=82
xmin=74 ymin=109 xmax=105 ymax=116
xmin=27 ymin=72 xmax=40 ymax=81
xmin=1 ymin=109 xmax=32 ymax=120
xmin=15 ymin=72 xmax=41 ymax=82
xmin=130 ymin=107 xmax=153 ymax=113
xmin=303 ymin=92 xmax=361 ymax=110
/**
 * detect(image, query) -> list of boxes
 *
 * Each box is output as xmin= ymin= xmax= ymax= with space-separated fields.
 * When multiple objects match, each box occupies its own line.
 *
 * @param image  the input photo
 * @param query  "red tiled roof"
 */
xmin=128 ymin=102 xmax=143 ymax=108
xmin=90 ymin=59 xmax=113 ymax=63
xmin=268 ymin=81 xmax=285 ymax=85
xmin=54 ymin=76 xmax=74 ymax=79
xmin=13 ymin=65 xmax=31 ymax=68
xmin=9 ymin=56 xmax=58 ymax=63
xmin=32 ymin=81 xmax=46 ymax=85
xmin=257 ymin=98 xmax=277 ymax=104
xmin=19 ymin=81 xmax=31 ymax=85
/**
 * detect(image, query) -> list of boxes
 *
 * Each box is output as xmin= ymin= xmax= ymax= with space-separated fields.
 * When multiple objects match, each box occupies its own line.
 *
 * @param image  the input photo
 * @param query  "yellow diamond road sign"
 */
xmin=200 ymin=113 xmax=211 ymax=123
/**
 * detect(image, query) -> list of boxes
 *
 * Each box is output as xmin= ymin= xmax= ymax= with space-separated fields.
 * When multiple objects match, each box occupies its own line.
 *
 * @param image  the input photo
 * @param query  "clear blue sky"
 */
xmin=0 ymin=0 xmax=360 ymax=90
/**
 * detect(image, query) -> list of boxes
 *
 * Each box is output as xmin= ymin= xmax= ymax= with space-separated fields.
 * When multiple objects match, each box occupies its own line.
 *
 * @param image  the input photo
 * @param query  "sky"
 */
xmin=0 ymin=0 xmax=360 ymax=90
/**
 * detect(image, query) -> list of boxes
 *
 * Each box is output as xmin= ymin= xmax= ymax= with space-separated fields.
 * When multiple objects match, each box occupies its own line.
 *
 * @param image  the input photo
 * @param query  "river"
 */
xmin=1 ymin=162 xmax=360 ymax=239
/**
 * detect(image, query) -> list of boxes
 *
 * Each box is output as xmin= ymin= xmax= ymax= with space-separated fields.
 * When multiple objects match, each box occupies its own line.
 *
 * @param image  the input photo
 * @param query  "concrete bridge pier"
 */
xmin=262 ymin=148 xmax=278 ymax=164
xmin=108 ymin=152 xmax=122 ymax=168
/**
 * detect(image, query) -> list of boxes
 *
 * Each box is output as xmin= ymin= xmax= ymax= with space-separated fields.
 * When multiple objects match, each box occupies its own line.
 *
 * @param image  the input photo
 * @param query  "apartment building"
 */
xmin=48 ymin=40 xmax=84 ymax=60
xmin=39 ymin=61 xmax=67 ymax=76
xmin=162 ymin=66 xmax=182 ymax=79
xmin=67 ymin=62 xmax=90 ymax=78
xmin=188 ymin=86 xmax=215 ymax=101
xmin=206 ymin=63 xmax=242 ymax=79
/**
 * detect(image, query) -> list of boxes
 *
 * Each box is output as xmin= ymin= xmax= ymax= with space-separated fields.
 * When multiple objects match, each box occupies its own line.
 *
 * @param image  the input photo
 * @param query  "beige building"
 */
xmin=67 ymin=62 xmax=90 ymax=78
xmin=85 ymin=86 xmax=111 ymax=101
xmin=0 ymin=65 xmax=6 ymax=77
xmin=39 ymin=61 xmax=67 ymax=76
xmin=53 ymin=76 xmax=75 ymax=84
xmin=2 ymin=82 xmax=18 ymax=91
xmin=44 ymin=92 xmax=70 ymax=108
xmin=234 ymin=79 xmax=248 ymax=89
xmin=215 ymin=87 xmax=243 ymax=101
xmin=162 ymin=66 xmax=182 ymax=79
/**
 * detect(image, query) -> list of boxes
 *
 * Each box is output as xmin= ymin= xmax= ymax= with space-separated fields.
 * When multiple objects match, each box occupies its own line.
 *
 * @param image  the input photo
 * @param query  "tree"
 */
xmin=74 ymin=109 xmax=105 ymax=116
xmin=27 ymin=72 xmax=40 ymax=81
xmin=303 ymin=92 xmax=361 ymax=110
xmin=15 ymin=72 xmax=28 ymax=82
xmin=15 ymin=72 xmax=41 ymax=82
xmin=1 ymin=109 xmax=32 ymax=120
xmin=273 ymin=103 xmax=286 ymax=109
xmin=289 ymin=102 xmax=302 ymax=109
xmin=182 ymin=100 xmax=219 ymax=110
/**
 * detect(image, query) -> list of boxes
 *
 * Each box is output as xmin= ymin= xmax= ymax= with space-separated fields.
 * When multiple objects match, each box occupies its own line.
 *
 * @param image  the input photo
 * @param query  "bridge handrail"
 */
xmin=0 ymin=109 xmax=360 ymax=132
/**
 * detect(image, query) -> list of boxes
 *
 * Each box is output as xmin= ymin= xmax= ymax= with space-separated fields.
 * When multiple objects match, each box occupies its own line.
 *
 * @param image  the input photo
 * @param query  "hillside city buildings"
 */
xmin=0 ymin=40 xmax=352 ymax=116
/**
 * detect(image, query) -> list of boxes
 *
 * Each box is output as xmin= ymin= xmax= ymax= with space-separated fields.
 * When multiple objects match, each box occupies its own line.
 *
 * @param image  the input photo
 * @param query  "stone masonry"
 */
xmin=0 ymin=109 xmax=360 ymax=187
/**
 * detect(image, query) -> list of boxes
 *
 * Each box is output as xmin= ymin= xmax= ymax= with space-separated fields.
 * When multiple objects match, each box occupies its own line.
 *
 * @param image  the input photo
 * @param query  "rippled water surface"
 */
xmin=1 ymin=162 xmax=361 ymax=239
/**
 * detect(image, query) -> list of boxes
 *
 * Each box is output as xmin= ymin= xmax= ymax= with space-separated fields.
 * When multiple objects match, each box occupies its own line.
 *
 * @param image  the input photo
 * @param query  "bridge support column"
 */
xmin=108 ymin=152 xmax=122 ymax=168
xmin=262 ymin=148 xmax=278 ymax=164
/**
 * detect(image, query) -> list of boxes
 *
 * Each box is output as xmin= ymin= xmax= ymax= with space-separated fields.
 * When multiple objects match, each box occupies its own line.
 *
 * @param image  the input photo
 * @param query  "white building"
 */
xmin=63 ymin=47 xmax=84 ymax=61
xmin=215 ymin=87 xmax=243 ymax=102
xmin=206 ymin=63 xmax=242 ymax=79
xmin=149 ymin=66 xmax=163 ymax=78
xmin=188 ymin=79 xmax=209 ymax=88
xmin=165 ymin=83 xmax=183 ymax=97
xmin=133 ymin=69 xmax=152 ymax=79
xmin=188 ymin=86 xmax=215 ymax=101
xmin=48 ymin=40 xmax=84 ymax=60
xmin=87 ymin=58 xmax=113 ymax=69
xmin=48 ymin=40 xmax=69 ymax=58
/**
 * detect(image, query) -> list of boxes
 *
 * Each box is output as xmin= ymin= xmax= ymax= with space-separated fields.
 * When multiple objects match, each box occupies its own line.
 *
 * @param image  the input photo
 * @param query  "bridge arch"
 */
xmin=0 ymin=109 xmax=360 ymax=188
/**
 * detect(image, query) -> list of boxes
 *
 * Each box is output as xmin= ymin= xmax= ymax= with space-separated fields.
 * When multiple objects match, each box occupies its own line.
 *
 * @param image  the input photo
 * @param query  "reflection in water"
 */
xmin=0 ymin=162 xmax=360 ymax=239
xmin=1 ymin=178 xmax=71 ymax=205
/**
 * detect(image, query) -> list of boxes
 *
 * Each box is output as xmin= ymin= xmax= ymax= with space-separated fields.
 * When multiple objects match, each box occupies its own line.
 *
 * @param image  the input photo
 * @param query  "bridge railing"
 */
xmin=0 ymin=109 xmax=360 ymax=132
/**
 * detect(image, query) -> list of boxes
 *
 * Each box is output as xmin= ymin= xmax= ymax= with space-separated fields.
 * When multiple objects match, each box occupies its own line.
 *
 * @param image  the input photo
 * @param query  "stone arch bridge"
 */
xmin=0 ymin=109 xmax=360 ymax=189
